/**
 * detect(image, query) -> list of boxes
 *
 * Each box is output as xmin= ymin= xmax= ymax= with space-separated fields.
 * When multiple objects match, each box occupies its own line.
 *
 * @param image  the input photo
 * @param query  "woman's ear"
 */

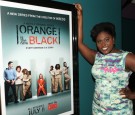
xmin=113 ymin=37 xmax=115 ymax=43
xmin=113 ymin=37 xmax=116 ymax=47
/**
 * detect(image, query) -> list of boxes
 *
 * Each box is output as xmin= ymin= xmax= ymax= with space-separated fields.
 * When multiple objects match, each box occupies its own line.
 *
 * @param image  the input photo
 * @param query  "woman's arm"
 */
xmin=126 ymin=53 xmax=135 ymax=72
xmin=120 ymin=53 xmax=135 ymax=99
xmin=75 ymin=4 xmax=97 ymax=65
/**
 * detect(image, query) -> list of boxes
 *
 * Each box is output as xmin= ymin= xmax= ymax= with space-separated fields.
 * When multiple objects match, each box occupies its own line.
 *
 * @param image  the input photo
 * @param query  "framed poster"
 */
xmin=0 ymin=0 xmax=79 ymax=115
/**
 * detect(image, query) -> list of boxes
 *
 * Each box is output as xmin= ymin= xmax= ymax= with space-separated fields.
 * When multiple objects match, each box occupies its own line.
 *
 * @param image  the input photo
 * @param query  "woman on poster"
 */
xmin=15 ymin=66 xmax=23 ymax=101
xmin=49 ymin=65 xmax=55 ymax=93
xmin=54 ymin=64 xmax=63 ymax=93
xmin=37 ymin=73 xmax=47 ymax=96
xmin=22 ymin=69 xmax=31 ymax=101
xmin=63 ymin=62 xmax=71 ymax=90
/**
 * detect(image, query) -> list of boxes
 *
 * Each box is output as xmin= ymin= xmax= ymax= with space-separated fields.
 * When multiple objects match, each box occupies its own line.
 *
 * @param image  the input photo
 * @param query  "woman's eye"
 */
xmin=105 ymin=38 xmax=109 ymax=42
xmin=97 ymin=40 xmax=101 ymax=44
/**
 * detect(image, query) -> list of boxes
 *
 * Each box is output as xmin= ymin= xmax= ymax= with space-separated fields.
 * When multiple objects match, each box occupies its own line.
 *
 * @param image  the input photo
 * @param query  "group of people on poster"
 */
xmin=4 ymin=61 xmax=32 ymax=105
xmin=4 ymin=61 xmax=71 ymax=105
xmin=49 ymin=62 xmax=71 ymax=93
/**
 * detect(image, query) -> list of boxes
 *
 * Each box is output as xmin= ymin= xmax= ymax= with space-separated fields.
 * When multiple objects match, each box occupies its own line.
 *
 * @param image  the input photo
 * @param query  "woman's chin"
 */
xmin=100 ymin=50 xmax=109 ymax=55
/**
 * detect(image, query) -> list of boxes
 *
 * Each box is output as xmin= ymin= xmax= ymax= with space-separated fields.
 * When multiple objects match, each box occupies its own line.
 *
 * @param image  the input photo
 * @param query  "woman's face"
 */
xmin=96 ymin=31 xmax=115 ymax=55
xmin=39 ymin=74 xmax=43 ymax=79
xmin=56 ymin=64 xmax=60 ymax=69
xmin=50 ymin=66 xmax=53 ymax=70
xmin=64 ymin=62 xmax=67 ymax=66
xmin=24 ymin=69 xmax=27 ymax=74
xmin=17 ymin=68 xmax=21 ymax=72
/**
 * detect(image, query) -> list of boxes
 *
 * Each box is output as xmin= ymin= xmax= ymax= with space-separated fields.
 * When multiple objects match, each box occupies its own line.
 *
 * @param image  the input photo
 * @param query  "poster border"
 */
xmin=1 ymin=0 xmax=79 ymax=115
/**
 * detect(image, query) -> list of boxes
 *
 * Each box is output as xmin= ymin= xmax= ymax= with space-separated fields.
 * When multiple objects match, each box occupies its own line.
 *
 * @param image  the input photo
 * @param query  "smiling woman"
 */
xmin=91 ymin=23 xmax=116 ymax=55
xmin=75 ymin=3 xmax=135 ymax=114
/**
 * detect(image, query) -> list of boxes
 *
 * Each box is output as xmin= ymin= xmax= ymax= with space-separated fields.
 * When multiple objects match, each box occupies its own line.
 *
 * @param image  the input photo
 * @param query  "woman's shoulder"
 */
xmin=126 ymin=52 xmax=135 ymax=60
xmin=125 ymin=52 xmax=135 ymax=71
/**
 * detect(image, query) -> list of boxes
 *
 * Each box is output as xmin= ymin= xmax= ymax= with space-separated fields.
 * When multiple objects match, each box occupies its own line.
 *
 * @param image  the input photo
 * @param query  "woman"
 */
xmin=75 ymin=4 xmax=135 ymax=114
xmin=49 ymin=65 xmax=55 ymax=93
xmin=63 ymin=62 xmax=71 ymax=90
xmin=15 ymin=66 xmax=23 ymax=101
xmin=54 ymin=64 xmax=63 ymax=93
xmin=22 ymin=69 xmax=31 ymax=101
xmin=37 ymin=73 xmax=46 ymax=96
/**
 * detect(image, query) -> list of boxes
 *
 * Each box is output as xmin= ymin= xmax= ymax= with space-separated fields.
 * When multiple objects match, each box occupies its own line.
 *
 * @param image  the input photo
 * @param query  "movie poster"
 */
xmin=0 ymin=85 xmax=1 ymax=115
xmin=0 ymin=1 xmax=73 ymax=115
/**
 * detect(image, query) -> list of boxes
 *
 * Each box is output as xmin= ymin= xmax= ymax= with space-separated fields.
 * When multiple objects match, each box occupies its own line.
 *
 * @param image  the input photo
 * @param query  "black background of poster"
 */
xmin=2 ymin=0 xmax=79 ymax=114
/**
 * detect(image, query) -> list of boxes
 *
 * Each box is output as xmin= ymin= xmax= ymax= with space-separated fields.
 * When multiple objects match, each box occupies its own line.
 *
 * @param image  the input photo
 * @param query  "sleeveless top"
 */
xmin=91 ymin=51 xmax=133 ymax=115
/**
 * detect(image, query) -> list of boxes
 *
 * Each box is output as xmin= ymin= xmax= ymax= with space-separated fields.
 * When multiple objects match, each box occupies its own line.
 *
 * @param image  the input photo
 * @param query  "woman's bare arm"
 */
xmin=75 ymin=4 xmax=96 ymax=65
xmin=126 ymin=53 xmax=135 ymax=72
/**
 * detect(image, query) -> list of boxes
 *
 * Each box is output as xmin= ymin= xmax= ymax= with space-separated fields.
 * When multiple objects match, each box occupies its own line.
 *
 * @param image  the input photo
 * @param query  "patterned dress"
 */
xmin=91 ymin=52 xmax=133 ymax=115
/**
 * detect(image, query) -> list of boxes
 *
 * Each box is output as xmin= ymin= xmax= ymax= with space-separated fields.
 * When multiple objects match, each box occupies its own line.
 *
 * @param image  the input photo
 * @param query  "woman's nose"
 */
xmin=101 ymin=41 xmax=107 ymax=47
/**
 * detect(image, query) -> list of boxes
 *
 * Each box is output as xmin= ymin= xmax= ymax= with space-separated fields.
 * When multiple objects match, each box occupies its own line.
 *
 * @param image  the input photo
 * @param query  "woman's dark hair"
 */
xmin=50 ymin=65 xmax=53 ymax=69
xmin=90 ymin=22 xmax=116 ymax=42
xmin=16 ymin=66 xmax=21 ymax=70
xmin=50 ymin=65 xmax=54 ymax=71
xmin=55 ymin=64 xmax=60 ymax=70
xmin=63 ymin=62 xmax=66 ymax=67
xmin=22 ymin=68 xmax=29 ymax=75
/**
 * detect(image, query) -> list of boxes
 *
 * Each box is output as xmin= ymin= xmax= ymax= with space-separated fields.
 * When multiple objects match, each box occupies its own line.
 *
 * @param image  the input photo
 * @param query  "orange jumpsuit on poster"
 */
xmin=37 ymin=74 xmax=46 ymax=96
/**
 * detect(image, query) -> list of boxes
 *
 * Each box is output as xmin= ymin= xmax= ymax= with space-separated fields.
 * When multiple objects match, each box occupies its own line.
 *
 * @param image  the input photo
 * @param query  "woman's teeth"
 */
xmin=102 ymin=47 xmax=107 ymax=50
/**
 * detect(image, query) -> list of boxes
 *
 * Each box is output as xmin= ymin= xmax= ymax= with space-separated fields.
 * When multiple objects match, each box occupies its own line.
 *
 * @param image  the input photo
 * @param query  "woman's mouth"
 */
xmin=102 ymin=47 xmax=108 ymax=51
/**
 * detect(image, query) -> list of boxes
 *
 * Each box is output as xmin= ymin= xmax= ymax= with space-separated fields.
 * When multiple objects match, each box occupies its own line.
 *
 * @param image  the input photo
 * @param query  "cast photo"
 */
xmin=49 ymin=62 xmax=71 ymax=94
xmin=4 ymin=61 xmax=32 ymax=105
xmin=4 ymin=60 xmax=71 ymax=105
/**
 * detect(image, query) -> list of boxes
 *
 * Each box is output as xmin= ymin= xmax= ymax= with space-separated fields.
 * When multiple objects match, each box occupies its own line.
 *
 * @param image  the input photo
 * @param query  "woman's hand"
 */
xmin=74 ymin=3 xmax=96 ymax=64
xmin=119 ymin=87 xmax=135 ymax=100
xmin=75 ymin=3 xmax=82 ymax=17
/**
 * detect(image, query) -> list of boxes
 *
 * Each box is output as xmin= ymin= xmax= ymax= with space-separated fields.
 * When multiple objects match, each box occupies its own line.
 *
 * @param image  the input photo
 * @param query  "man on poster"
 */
xmin=4 ymin=61 xmax=18 ymax=105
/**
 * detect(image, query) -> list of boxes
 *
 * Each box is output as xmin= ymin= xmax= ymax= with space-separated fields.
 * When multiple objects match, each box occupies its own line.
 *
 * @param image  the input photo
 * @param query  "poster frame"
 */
xmin=1 ymin=0 xmax=79 ymax=115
